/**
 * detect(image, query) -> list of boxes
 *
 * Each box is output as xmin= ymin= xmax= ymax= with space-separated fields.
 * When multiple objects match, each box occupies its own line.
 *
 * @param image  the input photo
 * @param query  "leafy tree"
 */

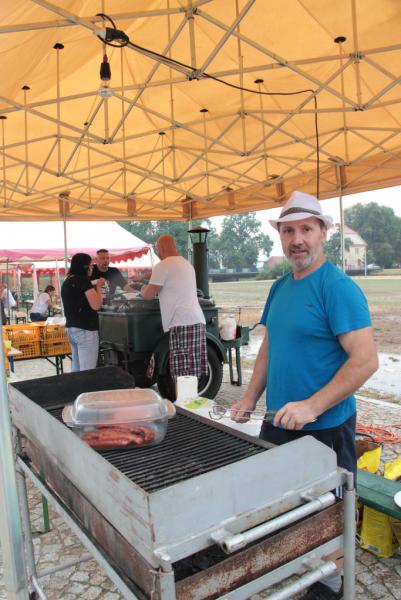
xmin=117 ymin=219 xmax=219 ymax=263
xmin=218 ymin=213 xmax=273 ymax=269
xmin=374 ymin=242 xmax=396 ymax=268
xmin=324 ymin=231 xmax=353 ymax=266
xmin=344 ymin=203 xmax=401 ymax=268
xmin=257 ymin=259 xmax=291 ymax=280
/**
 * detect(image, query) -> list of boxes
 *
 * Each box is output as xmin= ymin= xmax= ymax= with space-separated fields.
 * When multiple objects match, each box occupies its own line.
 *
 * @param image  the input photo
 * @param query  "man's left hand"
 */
xmin=273 ymin=401 xmax=317 ymax=430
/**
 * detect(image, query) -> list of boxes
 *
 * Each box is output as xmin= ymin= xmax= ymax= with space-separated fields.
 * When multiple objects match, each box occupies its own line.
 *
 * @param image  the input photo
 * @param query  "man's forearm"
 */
xmin=308 ymin=354 xmax=378 ymax=417
xmin=241 ymin=333 xmax=268 ymax=409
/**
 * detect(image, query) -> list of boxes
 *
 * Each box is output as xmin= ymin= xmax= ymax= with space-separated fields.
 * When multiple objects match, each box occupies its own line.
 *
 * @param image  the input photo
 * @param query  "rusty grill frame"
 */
xmin=8 ymin=368 xmax=356 ymax=600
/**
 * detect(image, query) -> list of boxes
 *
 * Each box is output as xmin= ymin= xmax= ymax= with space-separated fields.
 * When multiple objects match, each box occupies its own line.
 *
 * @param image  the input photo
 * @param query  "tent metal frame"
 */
xmin=1 ymin=1 xmax=401 ymax=219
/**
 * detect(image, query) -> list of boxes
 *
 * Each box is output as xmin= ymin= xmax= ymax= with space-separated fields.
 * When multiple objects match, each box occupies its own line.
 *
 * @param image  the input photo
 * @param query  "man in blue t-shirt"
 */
xmin=231 ymin=190 xmax=378 ymax=600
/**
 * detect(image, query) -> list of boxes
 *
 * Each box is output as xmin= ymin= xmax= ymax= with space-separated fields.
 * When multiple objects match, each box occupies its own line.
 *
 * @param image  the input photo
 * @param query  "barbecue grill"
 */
xmin=9 ymin=367 xmax=356 ymax=600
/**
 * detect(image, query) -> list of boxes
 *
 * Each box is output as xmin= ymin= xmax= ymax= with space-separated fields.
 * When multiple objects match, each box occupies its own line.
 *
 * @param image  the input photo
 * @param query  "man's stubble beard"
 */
xmin=288 ymin=245 xmax=322 ymax=273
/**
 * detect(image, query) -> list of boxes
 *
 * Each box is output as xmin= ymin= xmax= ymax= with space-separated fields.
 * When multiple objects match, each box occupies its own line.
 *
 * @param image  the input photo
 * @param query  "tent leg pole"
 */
xmin=0 ymin=320 xmax=30 ymax=599
xmin=14 ymin=429 xmax=40 ymax=584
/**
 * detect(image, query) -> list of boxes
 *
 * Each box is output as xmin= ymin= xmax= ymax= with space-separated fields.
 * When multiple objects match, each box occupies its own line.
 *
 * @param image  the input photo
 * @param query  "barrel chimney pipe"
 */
xmin=188 ymin=226 xmax=210 ymax=299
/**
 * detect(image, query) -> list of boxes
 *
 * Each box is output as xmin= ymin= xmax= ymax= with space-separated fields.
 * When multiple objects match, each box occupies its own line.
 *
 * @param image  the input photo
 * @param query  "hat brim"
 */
xmin=269 ymin=212 xmax=333 ymax=230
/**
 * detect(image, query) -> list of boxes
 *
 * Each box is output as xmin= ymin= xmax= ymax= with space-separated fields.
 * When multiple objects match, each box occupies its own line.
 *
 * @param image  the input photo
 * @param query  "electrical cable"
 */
xmin=356 ymin=422 xmax=401 ymax=444
xmin=94 ymin=14 xmax=321 ymax=197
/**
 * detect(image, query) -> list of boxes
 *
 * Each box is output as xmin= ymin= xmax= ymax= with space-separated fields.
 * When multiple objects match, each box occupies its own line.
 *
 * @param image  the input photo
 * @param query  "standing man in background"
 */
xmin=231 ymin=191 xmax=378 ymax=600
xmin=91 ymin=248 xmax=134 ymax=302
xmin=140 ymin=234 xmax=208 ymax=392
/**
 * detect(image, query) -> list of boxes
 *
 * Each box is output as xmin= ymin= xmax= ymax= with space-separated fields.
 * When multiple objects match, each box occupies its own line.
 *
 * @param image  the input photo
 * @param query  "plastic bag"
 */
xmin=357 ymin=442 xmax=382 ymax=474
xmin=359 ymin=456 xmax=400 ymax=557
xmin=360 ymin=506 xmax=398 ymax=557
xmin=383 ymin=455 xmax=401 ymax=481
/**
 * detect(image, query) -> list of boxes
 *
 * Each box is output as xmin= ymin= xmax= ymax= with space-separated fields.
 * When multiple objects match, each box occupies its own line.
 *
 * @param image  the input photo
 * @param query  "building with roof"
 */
xmin=334 ymin=224 xmax=367 ymax=270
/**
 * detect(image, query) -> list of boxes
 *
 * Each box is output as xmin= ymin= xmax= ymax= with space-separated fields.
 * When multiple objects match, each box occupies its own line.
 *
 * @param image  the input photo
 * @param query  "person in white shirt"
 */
xmin=140 ymin=234 xmax=207 ymax=391
xmin=30 ymin=285 xmax=55 ymax=322
xmin=1 ymin=284 xmax=16 ymax=318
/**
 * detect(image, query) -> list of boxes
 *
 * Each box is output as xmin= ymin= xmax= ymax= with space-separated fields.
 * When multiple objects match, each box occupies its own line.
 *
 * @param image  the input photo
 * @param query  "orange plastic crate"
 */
xmin=3 ymin=324 xmax=41 ymax=344
xmin=39 ymin=325 xmax=71 ymax=356
xmin=12 ymin=340 xmax=42 ymax=360
xmin=41 ymin=339 xmax=71 ymax=356
xmin=39 ymin=324 xmax=68 ymax=341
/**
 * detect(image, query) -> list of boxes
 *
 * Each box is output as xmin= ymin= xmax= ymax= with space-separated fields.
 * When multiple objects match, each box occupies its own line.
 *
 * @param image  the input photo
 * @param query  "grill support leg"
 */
xmin=343 ymin=471 xmax=356 ymax=600
xmin=13 ymin=429 xmax=41 ymax=597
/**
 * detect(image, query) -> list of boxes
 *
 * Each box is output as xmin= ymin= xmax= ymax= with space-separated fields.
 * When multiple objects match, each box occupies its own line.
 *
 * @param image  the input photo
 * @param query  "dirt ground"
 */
xmin=220 ymin=305 xmax=401 ymax=354
xmin=370 ymin=308 xmax=401 ymax=353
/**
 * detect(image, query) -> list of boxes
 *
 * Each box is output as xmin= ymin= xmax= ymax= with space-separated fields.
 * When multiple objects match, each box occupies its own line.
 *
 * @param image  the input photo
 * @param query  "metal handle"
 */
xmin=211 ymin=492 xmax=336 ymax=554
xmin=209 ymin=404 xmax=276 ymax=422
xmin=264 ymin=561 xmax=338 ymax=600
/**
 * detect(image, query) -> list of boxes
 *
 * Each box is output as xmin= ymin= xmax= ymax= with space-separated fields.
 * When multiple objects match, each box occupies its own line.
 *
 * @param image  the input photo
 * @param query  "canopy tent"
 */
xmin=2 ymin=3 xmax=401 ymax=596
xmin=1 ymin=0 xmax=401 ymax=223
xmin=0 ymin=220 xmax=155 ymax=264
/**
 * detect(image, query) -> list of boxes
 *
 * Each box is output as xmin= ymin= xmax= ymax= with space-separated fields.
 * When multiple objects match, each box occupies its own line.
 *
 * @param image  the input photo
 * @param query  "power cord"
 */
xmin=95 ymin=13 xmax=320 ymax=198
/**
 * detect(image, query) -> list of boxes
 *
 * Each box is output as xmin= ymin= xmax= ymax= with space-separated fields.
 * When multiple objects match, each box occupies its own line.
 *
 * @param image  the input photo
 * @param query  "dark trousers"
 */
xmin=30 ymin=312 xmax=47 ymax=322
xmin=259 ymin=413 xmax=357 ymax=479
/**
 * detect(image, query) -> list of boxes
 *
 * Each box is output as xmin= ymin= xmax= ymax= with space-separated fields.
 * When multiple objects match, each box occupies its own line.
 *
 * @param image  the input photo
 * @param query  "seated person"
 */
xmin=29 ymin=285 xmax=55 ymax=322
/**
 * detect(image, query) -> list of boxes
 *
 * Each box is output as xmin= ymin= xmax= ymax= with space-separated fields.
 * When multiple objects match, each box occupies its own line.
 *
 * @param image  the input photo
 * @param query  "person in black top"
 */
xmin=91 ymin=249 xmax=134 ymax=302
xmin=61 ymin=253 xmax=104 ymax=372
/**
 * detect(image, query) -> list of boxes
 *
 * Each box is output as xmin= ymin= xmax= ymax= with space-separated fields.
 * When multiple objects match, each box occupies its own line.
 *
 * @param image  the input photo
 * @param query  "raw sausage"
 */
xmin=80 ymin=425 xmax=155 ymax=448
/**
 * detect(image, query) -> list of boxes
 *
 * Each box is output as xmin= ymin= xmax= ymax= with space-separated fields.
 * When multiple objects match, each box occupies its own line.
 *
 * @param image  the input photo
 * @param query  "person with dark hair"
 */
xmin=61 ymin=253 xmax=104 ymax=372
xmin=29 ymin=284 xmax=56 ymax=322
xmin=90 ymin=248 xmax=133 ymax=302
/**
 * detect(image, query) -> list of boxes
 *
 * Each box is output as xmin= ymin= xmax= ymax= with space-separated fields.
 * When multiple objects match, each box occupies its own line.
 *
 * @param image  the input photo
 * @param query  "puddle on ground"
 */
xmin=240 ymin=339 xmax=401 ymax=403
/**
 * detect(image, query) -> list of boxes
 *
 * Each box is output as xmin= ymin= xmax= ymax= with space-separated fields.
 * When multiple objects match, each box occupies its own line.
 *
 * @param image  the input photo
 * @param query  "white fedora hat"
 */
xmin=269 ymin=191 xmax=333 ymax=230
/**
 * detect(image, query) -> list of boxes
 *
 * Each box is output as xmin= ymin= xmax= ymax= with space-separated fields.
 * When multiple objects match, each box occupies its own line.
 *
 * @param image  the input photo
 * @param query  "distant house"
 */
xmin=333 ymin=224 xmax=367 ymax=270
xmin=263 ymin=256 xmax=286 ymax=269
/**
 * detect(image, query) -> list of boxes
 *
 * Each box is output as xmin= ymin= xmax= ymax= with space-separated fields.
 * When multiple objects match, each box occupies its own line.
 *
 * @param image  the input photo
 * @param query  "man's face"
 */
xmin=96 ymin=251 xmax=110 ymax=271
xmin=279 ymin=217 xmax=327 ymax=273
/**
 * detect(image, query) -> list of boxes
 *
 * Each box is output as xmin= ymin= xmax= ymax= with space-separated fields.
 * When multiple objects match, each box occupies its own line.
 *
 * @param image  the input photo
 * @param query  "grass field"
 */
xmin=210 ymin=276 xmax=401 ymax=311
xmin=210 ymin=274 xmax=401 ymax=352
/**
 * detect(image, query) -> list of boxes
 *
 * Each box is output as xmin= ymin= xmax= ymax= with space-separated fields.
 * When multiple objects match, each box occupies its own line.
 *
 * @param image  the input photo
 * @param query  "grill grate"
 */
xmin=47 ymin=407 xmax=266 ymax=493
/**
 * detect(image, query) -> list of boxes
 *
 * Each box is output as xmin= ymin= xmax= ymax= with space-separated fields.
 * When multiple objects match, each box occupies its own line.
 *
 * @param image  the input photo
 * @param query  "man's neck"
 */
xmin=97 ymin=265 xmax=108 ymax=273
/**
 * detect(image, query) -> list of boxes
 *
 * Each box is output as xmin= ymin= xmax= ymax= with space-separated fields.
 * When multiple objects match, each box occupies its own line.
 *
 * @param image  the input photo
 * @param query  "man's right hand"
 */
xmin=230 ymin=400 xmax=255 ymax=423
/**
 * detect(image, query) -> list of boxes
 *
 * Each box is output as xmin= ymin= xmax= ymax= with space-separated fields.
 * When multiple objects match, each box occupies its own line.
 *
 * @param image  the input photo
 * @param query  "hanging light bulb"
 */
xmin=98 ymin=53 xmax=113 ymax=98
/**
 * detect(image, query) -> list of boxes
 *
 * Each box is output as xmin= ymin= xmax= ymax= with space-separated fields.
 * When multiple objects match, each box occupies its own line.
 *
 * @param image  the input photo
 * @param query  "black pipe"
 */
xmin=188 ymin=227 xmax=210 ymax=299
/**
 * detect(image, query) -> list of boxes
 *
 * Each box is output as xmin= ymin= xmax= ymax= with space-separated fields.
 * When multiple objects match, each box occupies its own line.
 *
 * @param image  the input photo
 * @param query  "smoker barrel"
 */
xmin=98 ymin=297 xmax=225 ymax=399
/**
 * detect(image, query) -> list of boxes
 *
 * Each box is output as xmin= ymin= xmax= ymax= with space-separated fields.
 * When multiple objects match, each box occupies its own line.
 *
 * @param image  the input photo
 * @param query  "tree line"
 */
xmin=118 ymin=213 xmax=273 ymax=270
xmin=119 ymin=201 xmax=401 ymax=271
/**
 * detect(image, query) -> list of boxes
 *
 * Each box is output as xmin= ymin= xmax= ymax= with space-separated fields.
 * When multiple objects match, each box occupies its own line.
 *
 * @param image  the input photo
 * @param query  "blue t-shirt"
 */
xmin=260 ymin=261 xmax=371 ymax=430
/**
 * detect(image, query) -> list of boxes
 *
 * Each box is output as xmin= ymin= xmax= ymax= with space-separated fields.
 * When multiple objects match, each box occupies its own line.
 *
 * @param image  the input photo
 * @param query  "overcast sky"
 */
xmin=210 ymin=185 xmax=401 ymax=256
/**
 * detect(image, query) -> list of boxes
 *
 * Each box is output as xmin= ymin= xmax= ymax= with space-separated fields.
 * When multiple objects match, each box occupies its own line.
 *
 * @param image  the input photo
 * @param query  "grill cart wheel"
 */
xmin=101 ymin=347 xmax=156 ymax=388
xmin=157 ymin=343 xmax=223 ymax=401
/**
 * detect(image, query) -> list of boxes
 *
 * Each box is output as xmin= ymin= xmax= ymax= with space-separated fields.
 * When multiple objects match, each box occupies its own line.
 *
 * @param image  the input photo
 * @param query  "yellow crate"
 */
xmin=12 ymin=340 xmax=42 ymax=360
xmin=38 ymin=324 xmax=71 ymax=356
xmin=3 ymin=324 xmax=41 ymax=344
xmin=41 ymin=339 xmax=71 ymax=356
xmin=39 ymin=325 xmax=68 ymax=342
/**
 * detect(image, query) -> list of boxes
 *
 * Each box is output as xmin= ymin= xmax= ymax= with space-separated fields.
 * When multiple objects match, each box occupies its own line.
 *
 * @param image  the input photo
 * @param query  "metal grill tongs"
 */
xmin=209 ymin=404 xmax=277 ymax=422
